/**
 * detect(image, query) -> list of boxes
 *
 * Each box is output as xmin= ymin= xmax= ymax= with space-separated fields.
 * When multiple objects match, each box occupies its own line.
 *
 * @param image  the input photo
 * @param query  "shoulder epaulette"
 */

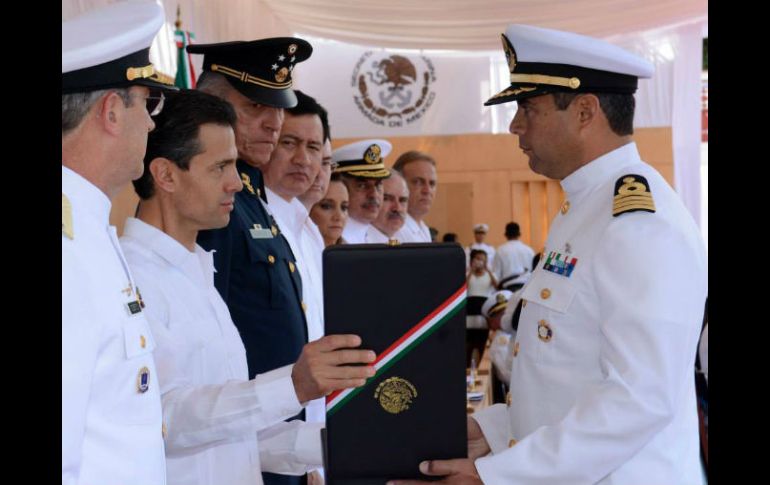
xmin=62 ymin=193 xmax=74 ymax=239
xmin=612 ymin=174 xmax=656 ymax=217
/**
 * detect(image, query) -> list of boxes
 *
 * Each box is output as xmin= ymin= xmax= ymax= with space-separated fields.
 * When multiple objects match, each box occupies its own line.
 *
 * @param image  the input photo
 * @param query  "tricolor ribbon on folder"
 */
xmin=326 ymin=284 xmax=467 ymax=416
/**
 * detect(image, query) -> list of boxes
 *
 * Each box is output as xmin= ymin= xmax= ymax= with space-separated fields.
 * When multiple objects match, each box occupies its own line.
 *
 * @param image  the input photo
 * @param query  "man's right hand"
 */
xmin=467 ymin=416 xmax=491 ymax=459
xmin=292 ymin=334 xmax=376 ymax=403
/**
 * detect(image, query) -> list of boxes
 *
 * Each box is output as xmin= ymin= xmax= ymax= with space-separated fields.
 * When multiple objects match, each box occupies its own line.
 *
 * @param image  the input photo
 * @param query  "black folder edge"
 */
xmin=322 ymin=243 xmax=467 ymax=484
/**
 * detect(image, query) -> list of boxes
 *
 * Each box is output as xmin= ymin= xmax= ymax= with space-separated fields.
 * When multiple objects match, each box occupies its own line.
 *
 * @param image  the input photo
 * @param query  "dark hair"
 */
xmin=290 ymin=90 xmax=330 ymax=142
xmin=470 ymin=249 xmax=487 ymax=261
xmin=505 ymin=222 xmax=521 ymax=239
xmin=442 ymin=232 xmax=458 ymax=242
xmin=133 ymin=89 xmax=237 ymax=200
xmin=392 ymin=150 xmax=435 ymax=174
xmin=62 ymin=88 xmax=133 ymax=135
xmin=552 ymin=91 xmax=635 ymax=136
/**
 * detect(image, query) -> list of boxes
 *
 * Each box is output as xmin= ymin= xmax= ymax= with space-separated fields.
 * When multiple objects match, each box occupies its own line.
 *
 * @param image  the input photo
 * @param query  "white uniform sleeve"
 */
xmin=475 ymin=214 xmax=705 ymax=483
xmin=257 ymin=420 xmax=324 ymax=475
xmin=524 ymin=245 xmax=535 ymax=272
xmin=160 ymin=360 xmax=302 ymax=455
xmin=136 ymin=278 xmax=304 ymax=455
xmin=62 ymin=249 xmax=99 ymax=484
xmin=492 ymin=248 xmax=503 ymax=281
xmin=472 ymin=404 xmax=513 ymax=453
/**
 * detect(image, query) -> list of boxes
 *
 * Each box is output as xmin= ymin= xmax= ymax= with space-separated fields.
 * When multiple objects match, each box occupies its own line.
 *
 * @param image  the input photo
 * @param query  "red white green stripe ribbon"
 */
xmin=326 ymin=284 xmax=467 ymax=416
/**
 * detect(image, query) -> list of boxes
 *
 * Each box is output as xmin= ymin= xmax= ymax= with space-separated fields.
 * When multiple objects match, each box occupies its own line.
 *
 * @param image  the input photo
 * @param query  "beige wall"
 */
xmin=109 ymin=128 xmax=673 ymax=247
xmin=335 ymin=128 xmax=674 ymax=251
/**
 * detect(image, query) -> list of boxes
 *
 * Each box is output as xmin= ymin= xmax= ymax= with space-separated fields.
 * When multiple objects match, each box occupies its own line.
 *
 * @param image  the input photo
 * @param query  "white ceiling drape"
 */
xmin=64 ymin=0 xmax=706 ymax=51
xmin=259 ymin=0 xmax=706 ymax=50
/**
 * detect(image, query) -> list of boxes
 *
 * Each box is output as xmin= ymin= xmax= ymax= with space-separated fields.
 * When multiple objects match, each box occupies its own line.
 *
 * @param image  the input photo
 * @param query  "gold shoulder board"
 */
xmin=62 ymin=194 xmax=74 ymax=239
xmin=612 ymin=174 xmax=656 ymax=217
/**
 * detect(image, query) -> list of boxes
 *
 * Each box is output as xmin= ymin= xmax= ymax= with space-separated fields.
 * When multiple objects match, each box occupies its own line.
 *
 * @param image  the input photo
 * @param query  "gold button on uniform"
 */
xmin=271 ymin=226 xmax=278 ymax=236
xmin=561 ymin=200 xmax=570 ymax=214
xmin=522 ymin=300 xmax=527 ymax=308
xmin=508 ymin=438 xmax=518 ymax=448
xmin=506 ymin=391 xmax=512 ymax=406
xmin=288 ymin=261 xmax=295 ymax=273
xmin=301 ymin=302 xmax=307 ymax=312
xmin=513 ymin=341 xmax=520 ymax=357
xmin=540 ymin=288 xmax=551 ymax=300
xmin=162 ymin=423 xmax=167 ymax=439
xmin=140 ymin=335 xmax=146 ymax=349
xmin=538 ymin=320 xmax=553 ymax=342
xmin=268 ymin=255 xmax=275 ymax=264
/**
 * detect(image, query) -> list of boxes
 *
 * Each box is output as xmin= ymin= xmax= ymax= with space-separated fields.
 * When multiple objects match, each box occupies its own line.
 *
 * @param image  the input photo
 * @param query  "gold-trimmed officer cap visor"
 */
xmin=485 ymin=33 xmax=640 ymax=106
xmin=188 ymin=37 xmax=313 ymax=109
xmin=62 ymin=48 xmax=177 ymax=94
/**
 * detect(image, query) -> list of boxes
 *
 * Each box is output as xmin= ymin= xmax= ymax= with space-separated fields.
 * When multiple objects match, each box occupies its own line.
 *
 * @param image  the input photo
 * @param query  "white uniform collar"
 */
xmin=61 ymin=165 xmax=112 ymax=226
xmin=369 ymin=225 xmax=390 ymax=243
xmin=402 ymin=213 xmax=431 ymax=242
xmin=560 ymin=142 xmax=641 ymax=198
xmin=343 ymin=217 xmax=371 ymax=243
xmin=122 ymin=217 xmax=215 ymax=286
xmin=265 ymin=187 xmax=308 ymax=237
xmin=404 ymin=214 xmax=419 ymax=232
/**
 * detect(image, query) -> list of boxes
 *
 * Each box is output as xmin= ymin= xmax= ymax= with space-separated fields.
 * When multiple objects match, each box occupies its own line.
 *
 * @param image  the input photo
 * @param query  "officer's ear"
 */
xmin=148 ymin=157 xmax=178 ymax=194
xmin=95 ymin=91 xmax=125 ymax=136
xmin=574 ymin=94 xmax=601 ymax=129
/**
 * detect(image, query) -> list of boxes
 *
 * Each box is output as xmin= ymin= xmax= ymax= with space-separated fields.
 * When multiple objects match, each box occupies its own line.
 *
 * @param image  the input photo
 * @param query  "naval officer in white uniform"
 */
xmin=62 ymin=2 xmax=177 ymax=484
xmin=332 ymin=140 xmax=392 ymax=244
xmin=390 ymin=23 xmax=707 ymax=485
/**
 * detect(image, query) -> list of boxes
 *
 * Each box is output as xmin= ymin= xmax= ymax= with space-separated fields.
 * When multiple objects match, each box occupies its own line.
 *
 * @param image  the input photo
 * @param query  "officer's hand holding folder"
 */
xmin=323 ymin=243 xmax=468 ymax=484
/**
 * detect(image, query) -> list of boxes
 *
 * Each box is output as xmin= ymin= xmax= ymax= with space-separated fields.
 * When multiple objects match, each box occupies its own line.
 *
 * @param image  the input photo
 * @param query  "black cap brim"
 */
xmin=225 ymin=78 xmax=298 ymax=108
xmin=484 ymin=84 xmax=558 ymax=106
xmin=188 ymin=38 xmax=312 ymax=108
xmin=62 ymin=48 xmax=178 ymax=94
xmin=133 ymin=78 xmax=179 ymax=93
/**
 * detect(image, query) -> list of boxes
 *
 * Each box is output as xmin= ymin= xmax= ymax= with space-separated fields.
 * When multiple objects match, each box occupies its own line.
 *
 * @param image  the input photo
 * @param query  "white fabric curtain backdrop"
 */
xmin=260 ymin=0 xmax=706 ymax=51
xmin=609 ymin=20 xmax=706 ymax=225
xmin=670 ymin=22 xmax=705 ymax=230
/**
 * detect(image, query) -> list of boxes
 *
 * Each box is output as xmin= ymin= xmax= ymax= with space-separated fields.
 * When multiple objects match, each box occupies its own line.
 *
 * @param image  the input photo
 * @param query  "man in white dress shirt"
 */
xmin=332 ymin=140 xmax=392 ymax=244
xmin=391 ymin=24 xmax=707 ymax=485
xmin=493 ymin=222 xmax=535 ymax=292
xmin=298 ymin=135 xmax=334 ymax=211
xmin=121 ymin=89 xmax=376 ymax=485
xmin=262 ymin=91 xmax=332 ymax=475
xmin=62 ymin=3 xmax=177 ymax=484
xmin=370 ymin=170 xmax=409 ymax=243
xmin=392 ymin=151 xmax=437 ymax=243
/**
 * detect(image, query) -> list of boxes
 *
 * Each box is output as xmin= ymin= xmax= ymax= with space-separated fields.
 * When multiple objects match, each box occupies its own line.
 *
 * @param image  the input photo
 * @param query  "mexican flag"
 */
xmin=174 ymin=28 xmax=196 ymax=89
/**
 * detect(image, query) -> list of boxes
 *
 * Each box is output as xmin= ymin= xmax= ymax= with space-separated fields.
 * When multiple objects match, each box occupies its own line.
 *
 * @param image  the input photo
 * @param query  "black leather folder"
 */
xmin=323 ymin=242 xmax=468 ymax=484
